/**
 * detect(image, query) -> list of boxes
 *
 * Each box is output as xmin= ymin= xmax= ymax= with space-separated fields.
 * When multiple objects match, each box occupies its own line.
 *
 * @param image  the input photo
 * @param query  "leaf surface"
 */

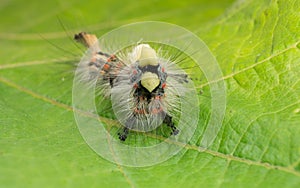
xmin=1 ymin=0 xmax=300 ymax=187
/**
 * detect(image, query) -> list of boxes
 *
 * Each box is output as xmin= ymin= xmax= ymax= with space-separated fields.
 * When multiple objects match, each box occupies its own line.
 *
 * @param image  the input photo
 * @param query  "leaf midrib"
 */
xmin=0 ymin=76 xmax=299 ymax=178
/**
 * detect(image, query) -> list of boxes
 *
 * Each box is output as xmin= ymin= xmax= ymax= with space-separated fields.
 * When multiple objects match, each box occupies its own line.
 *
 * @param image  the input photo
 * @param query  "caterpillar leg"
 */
xmin=118 ymin=127 xmax=129 ymax=141
xmin=163 ymin=114 xmax=179 ymax=135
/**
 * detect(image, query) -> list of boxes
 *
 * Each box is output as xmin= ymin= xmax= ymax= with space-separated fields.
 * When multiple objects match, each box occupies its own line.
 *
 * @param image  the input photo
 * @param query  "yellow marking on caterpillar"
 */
xmin=141 ymin=72 xmax=160 ymax=92
xmin=135 ymin=44 xmax=158 ymax=67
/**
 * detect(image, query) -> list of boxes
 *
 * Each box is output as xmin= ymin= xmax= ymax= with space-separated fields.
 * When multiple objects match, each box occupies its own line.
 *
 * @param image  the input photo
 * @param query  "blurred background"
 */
xmin=0 ymin=0 xmax=235 ymax=64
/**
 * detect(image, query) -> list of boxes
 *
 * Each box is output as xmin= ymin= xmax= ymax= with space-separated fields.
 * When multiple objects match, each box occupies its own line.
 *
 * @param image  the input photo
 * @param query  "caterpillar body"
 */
xmin=75 ymin=32 xmax=189 ymax=141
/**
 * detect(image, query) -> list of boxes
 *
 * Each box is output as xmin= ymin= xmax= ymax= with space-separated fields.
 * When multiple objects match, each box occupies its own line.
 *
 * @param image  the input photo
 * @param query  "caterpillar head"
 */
xmin=141 ymin=72 xmax=160 ymax=92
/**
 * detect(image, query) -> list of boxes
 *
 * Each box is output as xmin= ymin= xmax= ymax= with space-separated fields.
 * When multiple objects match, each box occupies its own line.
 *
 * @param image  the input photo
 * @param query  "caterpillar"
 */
xmin=74 ymin=32 xmax=190 ymax=141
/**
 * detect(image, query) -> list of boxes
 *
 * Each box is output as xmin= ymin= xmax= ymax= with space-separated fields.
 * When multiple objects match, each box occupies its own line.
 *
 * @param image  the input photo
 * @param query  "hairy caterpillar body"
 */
xmin=75 ymin=32 xmax=189 ymax=141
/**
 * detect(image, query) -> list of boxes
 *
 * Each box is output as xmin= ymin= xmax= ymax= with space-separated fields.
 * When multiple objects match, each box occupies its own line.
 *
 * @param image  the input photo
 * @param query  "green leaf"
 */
xmin=1 ymin=0 xmax=300 ymax=187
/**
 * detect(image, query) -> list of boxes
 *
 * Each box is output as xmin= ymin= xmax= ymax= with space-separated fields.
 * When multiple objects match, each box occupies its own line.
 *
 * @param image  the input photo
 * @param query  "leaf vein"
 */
xmin=1 ymin=77 xmax=299 ymax=177
xmin=197 ymin=40 xmax=300 ymax=89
